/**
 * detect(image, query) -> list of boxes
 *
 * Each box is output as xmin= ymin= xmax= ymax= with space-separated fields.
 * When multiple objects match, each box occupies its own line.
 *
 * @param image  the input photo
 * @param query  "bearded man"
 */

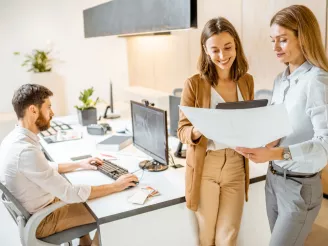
xmin=0 ymin=84 xmax=137 ymax=246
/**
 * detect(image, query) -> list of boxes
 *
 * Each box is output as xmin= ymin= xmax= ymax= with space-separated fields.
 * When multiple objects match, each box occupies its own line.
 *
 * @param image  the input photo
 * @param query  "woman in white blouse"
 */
xmin=237 ymin=5 xmax=328 ymax=246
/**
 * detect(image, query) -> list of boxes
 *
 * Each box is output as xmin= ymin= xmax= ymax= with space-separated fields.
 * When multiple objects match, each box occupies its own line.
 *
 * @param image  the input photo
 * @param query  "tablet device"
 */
xmin=216 ymin=99 xmax=268 ymax=109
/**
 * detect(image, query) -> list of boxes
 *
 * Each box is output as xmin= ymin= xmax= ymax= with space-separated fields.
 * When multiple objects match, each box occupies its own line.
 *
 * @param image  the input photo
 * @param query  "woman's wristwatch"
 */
xmin=283 ymin=147 xmax=292 ymax=161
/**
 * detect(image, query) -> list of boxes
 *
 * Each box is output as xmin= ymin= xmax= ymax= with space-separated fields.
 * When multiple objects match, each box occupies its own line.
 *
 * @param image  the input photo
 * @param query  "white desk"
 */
xmin=40 ymin=115 xmax=269 ymax=246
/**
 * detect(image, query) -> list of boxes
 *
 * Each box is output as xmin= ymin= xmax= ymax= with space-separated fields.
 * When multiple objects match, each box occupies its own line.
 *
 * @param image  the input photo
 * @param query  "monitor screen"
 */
xmin=130 ymin=101 xmax=168 ymax=165
xmin=169 ymin=95 xmax=181 ymax=137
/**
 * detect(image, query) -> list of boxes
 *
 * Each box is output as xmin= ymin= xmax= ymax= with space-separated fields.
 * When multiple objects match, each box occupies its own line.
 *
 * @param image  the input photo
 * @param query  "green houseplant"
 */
xmin=14 ymin=48 xmax=68 ymax=116
xmin=14 ymin=50 xmax=52 ymax=73
xmin=75 ymin=87 xmax=99 ymax=126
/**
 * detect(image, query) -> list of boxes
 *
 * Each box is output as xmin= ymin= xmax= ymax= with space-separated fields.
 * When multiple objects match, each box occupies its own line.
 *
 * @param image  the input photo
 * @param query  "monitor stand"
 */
xmin=139 ymin=160 xmax=168 ymax=172
xmin=174 ymin=142 xmax=186 ymax=159
xmin=103 ymin=106 xmax=120 ymax=119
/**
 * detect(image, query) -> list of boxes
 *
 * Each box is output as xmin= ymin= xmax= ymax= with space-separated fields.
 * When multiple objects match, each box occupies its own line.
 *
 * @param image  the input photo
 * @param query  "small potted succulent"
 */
xmin=75 ymin=87 xmax=99 ymax=126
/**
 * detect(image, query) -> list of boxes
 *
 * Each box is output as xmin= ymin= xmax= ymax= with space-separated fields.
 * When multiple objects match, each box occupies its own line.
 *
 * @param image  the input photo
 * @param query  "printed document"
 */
xmin=179 ymin=104 xmax=292 ymax=148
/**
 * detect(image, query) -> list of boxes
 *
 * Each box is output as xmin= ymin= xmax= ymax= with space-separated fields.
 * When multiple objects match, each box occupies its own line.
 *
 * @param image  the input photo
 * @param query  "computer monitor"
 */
xmin=169 ymin=95 xmax=186 ymax=159
xmin=169 ymin=95 xmax=181 ymax=137
xmin=103 ymin=81 xmax=120 ymax=119
xmin=130 ymin=100 xmax=169 ymax=172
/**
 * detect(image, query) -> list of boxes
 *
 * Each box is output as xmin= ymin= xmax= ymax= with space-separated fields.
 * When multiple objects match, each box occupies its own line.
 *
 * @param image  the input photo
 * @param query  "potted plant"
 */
xmin=14 ymin=49 xmax=52 ymax=73
xmin=75 ymin=87 xmax=99 ymax=126
xmin=14 ymin=49 xmax=67 ymax=116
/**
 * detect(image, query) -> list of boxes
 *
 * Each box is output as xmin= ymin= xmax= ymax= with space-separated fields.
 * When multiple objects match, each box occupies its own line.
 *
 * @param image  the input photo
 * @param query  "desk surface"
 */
xmin=40 ymin=115 xmax=268 ymax=224
xmin=65 ymin=144 xmax=186 ymax=224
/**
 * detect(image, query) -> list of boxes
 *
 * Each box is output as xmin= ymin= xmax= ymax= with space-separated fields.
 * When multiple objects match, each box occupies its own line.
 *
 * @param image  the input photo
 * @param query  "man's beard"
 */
xmin=35 ymin=113 xmax=52 ymax=132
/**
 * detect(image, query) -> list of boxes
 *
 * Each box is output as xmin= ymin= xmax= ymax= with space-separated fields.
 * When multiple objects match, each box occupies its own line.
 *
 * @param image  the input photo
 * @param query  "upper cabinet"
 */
xmin=83 ymin=0 xmax=197 ymax=38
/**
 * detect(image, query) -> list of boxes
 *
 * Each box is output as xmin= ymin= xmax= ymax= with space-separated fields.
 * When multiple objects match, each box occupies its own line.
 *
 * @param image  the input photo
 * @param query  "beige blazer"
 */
xmin=178 ymin=73 xmax=254 ymax=211
xmin=322 ymin=165 xmax=328 ymax=195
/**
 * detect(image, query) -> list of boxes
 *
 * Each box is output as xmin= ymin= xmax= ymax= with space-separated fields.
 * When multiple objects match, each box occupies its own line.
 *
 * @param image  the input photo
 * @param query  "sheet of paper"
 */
xmin=128 ymin=190 xmax=149 ymax=205
xmin=179 ymin=104 xmax=293 ymax=148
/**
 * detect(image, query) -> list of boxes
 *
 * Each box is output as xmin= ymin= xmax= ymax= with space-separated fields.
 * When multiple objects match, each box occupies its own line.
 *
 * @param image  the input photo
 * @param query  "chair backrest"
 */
xmin=255 ymin=89 xmax=273 ymax=103
xmin=0 ymin=182 xmax=31 ymax=223
xmin=172 ymin=88 xmax=183 ymax=97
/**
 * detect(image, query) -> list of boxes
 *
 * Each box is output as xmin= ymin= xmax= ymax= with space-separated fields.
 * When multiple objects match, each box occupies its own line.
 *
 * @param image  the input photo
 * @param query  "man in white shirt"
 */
xmin=0 ymin=84 xmax=138 ymax=246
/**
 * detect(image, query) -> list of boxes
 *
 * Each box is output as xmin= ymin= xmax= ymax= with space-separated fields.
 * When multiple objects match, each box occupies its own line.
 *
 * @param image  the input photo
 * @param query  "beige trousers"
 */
xmin=36 ymin=198 xmax=99 ymax=246
xmin=195 ymin=149 xmax=245 ymax=246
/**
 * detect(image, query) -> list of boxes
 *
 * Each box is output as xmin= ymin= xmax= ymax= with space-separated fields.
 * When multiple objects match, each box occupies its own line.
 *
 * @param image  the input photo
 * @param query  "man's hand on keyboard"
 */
xmin=80 ymin=157 xmax=104 ymax=170
xmin=114 ymin=174 xmax=139 ymax=191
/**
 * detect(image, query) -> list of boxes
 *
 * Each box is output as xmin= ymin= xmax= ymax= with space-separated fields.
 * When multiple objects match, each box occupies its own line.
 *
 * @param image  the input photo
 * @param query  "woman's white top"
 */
xmin=271 ymin=61 xmax=328 ymax=173
xmin=207 ymin=85 xmax=244 ymax=151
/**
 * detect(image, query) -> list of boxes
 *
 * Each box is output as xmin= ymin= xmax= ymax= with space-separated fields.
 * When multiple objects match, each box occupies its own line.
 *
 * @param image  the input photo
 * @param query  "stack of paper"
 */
xmin=128 ymin=186 xmax=160 ymax=205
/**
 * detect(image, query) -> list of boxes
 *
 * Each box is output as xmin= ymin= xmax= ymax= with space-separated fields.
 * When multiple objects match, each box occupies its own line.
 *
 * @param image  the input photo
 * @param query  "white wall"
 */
xmin=1 ymin=1 xmax=326 ymax=115
xmin=0 ymin=0 xmax=129 ymax=115
xmin=127 ymin=0 xmax=243 ymax=93
xmin=242 ymin=0 xmax=327 ymax=91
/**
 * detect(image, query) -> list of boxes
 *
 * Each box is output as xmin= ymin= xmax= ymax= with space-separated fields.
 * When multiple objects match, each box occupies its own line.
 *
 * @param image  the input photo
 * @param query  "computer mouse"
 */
xmin=127 ymin=181 xmax=139 ymax=189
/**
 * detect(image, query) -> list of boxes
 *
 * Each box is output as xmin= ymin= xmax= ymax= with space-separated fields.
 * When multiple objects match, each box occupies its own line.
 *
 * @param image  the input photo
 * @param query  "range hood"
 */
xmin=83 ymin=0 xmax=197 ymax=38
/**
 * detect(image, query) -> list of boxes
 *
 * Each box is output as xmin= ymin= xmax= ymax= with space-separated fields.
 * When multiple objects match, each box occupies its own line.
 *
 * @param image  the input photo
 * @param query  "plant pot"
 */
xmin=77 ymin=108 xmax=97 ymax=126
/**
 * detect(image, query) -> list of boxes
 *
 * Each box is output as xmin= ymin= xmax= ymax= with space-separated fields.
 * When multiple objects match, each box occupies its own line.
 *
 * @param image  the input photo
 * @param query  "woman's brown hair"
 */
xmin=271 ymin=5 xmax=328 ymax=71
xmin=198 ymin=17 xmax=248 ymax=86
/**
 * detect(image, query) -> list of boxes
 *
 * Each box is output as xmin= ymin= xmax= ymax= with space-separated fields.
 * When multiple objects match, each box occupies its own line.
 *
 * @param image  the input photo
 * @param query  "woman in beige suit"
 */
xmin=178 ymin=17 xmax=254 ymax=246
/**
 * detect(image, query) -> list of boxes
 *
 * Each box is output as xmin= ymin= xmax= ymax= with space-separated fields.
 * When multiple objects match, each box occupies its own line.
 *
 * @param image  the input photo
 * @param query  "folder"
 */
xmin=216 ymin=99 xmax=268 ymax=110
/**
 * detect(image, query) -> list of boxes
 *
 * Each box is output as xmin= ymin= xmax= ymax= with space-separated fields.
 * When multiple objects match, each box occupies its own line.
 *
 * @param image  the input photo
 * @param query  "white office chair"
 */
xmin=172 ymin=88 xmax=182 ymax=97
xmin=254 ymin=89 xmax=273 ymax=104
xmin=0 ymin=182 xmax=97 ymax=246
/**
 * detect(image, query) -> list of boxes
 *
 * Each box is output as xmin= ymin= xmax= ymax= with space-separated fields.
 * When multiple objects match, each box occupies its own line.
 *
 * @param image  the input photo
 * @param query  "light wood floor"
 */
xmin=305 ymin=198 xmax=328 ymax=246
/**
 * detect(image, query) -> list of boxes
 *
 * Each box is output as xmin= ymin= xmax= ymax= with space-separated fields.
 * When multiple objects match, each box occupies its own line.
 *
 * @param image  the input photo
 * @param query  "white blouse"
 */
xmin=207 ymin=85 xmax=244 ymax=151
xmin=271 ymin=61 xmax=328 ymax=173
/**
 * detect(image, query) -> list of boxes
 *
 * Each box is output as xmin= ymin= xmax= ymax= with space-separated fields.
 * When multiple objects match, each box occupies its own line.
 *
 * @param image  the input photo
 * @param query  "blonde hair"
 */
xmin=271 ymin=5 xmax=328 ymax=72
xmin=198 ymin=17 xmax=248 ymax=86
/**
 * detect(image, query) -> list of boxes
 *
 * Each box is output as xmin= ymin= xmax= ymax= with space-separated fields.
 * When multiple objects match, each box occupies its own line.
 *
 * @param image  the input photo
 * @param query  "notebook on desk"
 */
xmin=216 ymin=99 xmax=268 ymax=109
xmin=96 ymin=135 xmax=132 ymax=151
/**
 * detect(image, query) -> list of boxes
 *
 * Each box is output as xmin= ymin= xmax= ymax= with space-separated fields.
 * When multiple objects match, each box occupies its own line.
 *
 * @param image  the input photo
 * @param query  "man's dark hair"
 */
xmin=12 ymin=84 xmax=53 ymax=119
